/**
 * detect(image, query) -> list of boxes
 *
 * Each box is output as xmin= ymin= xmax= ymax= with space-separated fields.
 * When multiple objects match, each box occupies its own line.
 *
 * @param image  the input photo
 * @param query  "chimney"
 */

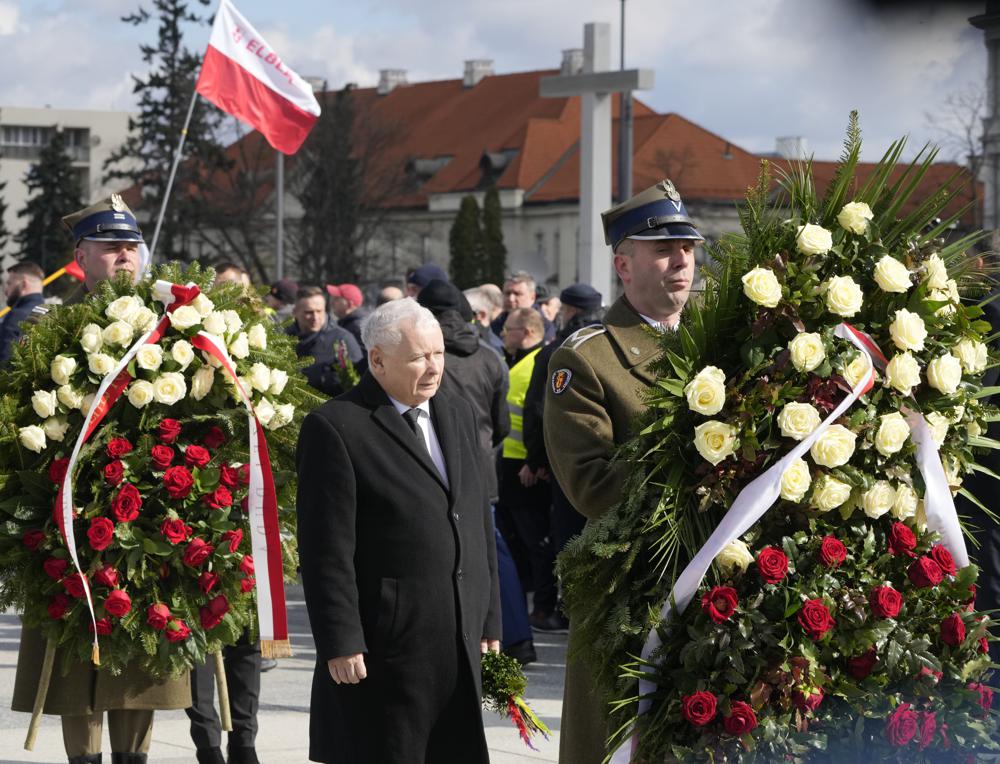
xmin=775 ymin=136 xmax=810 ymax=161
xmin=463 ymin=59 xmax=494 ymax=87
xmin=377 ymin=69 xmax=408 ymax=96
xmin=561 ymin=48 xmax=584 ymax=75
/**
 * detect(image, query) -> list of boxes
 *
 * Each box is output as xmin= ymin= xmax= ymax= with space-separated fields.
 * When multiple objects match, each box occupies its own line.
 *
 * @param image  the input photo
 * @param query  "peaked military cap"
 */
xmin=62 ymin=193 xmax=144 ymax=245
xmin=601 ymin=179 xmax=704 ymax=250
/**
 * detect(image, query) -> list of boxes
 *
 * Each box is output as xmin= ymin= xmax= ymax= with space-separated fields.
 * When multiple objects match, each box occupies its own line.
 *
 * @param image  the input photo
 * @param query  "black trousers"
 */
xmin=187 ymin=633 xmax=261 ymax=750
xmin=495 ymin=458 xmax=557 ymax=615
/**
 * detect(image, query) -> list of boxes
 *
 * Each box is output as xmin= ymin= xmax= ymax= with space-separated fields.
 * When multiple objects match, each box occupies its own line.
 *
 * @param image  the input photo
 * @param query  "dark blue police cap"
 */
xmin=601 ymin=179 xmax=704 ymax=251
xmin=61 ymin=194 xmax=144 ymax=244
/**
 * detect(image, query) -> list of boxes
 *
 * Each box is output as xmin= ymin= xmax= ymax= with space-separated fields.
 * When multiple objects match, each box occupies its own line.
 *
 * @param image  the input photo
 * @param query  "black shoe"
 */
xmin=530 ymin=611 xmax=569 ymax=633
xmin=196 ymin=748 xmax=226 ymax=764
xmin=260 ymin=657 xmax=278 ymax=672
xmin=503 ymin=639 xmax=537 ymax=666
xmin=228 ymin=746 xmax=261 ymax=764
xmin=68 ymin=756 xmax=101 ymax=764
xmin=110 ymin=755 xmax=147 ymax=764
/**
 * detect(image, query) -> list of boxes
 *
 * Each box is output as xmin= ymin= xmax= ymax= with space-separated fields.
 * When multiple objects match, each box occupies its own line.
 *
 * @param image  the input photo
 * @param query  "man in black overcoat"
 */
xmin=296 ymin=297 xmax=501 ymax=764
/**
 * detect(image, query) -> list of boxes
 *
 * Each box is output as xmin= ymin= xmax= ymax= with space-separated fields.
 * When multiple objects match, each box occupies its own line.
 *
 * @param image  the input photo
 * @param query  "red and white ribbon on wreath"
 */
xmin=610 ymin=322 xmax=968 ymax=763
xmin=56 ymin=281 xmax=287 ymax=663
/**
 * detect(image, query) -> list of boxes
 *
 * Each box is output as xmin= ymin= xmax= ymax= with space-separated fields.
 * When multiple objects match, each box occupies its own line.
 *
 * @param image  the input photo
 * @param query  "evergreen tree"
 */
xmin=105 ymin=0 xmax=225 ymax=262
xmin=0 ymin=158 xmax=9 ymax=257
xmin=480 ymin=185 xmax=507 ymax=286
xmin=448 ymin=195 xmax=483 ymax=289
xmin=15 ymin=129 xmax=82 ymax=273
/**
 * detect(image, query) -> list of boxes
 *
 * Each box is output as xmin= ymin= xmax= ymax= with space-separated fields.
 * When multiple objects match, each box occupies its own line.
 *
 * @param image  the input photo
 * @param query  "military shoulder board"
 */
xmin=30 ymin=305 xmax=50 ymax=318
xmin=562 ymin=324 xmax=606 ymax=351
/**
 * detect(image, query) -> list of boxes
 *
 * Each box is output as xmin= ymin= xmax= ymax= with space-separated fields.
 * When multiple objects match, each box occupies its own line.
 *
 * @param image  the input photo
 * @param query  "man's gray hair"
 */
xmin=478 ymin=283 xmax=503 ymax=311
xmin=505 ymin=270 xmax=536 ymax=294
xmin=361 ymin=297 xmax=439 ymax=350
xmin=463 ymin=287 xmax=490 ymax=316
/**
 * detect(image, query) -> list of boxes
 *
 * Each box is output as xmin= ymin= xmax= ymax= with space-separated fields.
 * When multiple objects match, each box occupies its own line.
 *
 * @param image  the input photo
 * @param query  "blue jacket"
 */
xmin=0 ymin=292 xmax=45 ymax=367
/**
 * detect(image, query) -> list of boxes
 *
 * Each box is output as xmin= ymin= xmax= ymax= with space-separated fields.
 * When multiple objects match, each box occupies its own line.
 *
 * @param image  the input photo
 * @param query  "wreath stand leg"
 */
xmin=213 ymin=651 xmax=232 ymax=732
xmin=24 ymin=638 xmax=56 ymax=750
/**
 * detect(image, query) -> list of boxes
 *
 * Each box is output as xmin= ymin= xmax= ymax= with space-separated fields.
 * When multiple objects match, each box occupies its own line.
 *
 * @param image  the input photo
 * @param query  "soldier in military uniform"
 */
xmin=12 ymin=196 xmax=190 ymax=764
xmin=543 ymin=180 xmax=703 ymax=764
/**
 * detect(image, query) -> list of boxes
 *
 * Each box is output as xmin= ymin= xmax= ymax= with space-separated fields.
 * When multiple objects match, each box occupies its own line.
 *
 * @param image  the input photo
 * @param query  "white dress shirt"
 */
xmin=387 ymin=395 xmax=450 ymax=488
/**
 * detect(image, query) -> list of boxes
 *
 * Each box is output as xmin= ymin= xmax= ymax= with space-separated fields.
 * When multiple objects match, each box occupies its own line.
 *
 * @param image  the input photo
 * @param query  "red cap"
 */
xmin=326 ymin=283 xmax=363 ymax=308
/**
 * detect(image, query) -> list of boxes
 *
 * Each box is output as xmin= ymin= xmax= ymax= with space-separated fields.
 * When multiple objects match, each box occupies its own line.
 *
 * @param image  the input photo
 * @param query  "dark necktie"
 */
xmin=402 ymin=408 xmax=428 ymax=452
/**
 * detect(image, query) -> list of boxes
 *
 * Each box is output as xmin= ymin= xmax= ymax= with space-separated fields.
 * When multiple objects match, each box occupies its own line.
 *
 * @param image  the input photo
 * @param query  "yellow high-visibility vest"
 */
xmin=502 ymin=347 xmax=541 ymax=460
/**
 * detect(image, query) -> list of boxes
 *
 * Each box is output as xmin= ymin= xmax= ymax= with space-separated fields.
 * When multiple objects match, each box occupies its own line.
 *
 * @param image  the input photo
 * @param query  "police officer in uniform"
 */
xmin=12 ymin=196 xmax=190 ymax=764
xmin=543 ymin=180 xmax=703 ymax=764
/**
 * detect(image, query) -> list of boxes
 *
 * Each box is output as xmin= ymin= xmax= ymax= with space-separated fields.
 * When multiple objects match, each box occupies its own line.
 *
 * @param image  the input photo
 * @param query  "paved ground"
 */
xmin=0 ymin=585 xmax=565 ymax=763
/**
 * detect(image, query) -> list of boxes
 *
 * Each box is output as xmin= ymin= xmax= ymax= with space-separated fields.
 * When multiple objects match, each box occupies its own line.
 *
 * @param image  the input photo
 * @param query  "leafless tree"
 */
xmin=925 ymin=83 xmax=986 ymax=228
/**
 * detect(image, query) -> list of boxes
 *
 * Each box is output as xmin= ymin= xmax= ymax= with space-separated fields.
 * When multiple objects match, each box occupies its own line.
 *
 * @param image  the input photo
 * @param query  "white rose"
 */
xmin=268 ymin=369 xmax=289 ymax=396
xmin=950 ymin=404 xmax=965 ymax=423
xmin=836 ymin=201 xmax=874 ymax=235
xmin=222 ymin=310 xmax=243 ymax=334
xmin=229 ymin=332 xmax=250 ymax=359
xmin=135 ymin=344 xmax=164 ymax=372
xmin=88 ymin=353 xmax=116 ymax=376
xmin=885 ymin=351 xmax=921 ymax=395
xmin=892 ymin=483 xmax=918 ymax=520
xmin=811 ymin=474 xmax=852 ymax=512
xmin=796 ymin=223 xmax=833 ymax=255
xmin=861 ymin=480 xmax=896 ymax=519
xmin=777 ymin=402 xmax=821 ymax=441
xmin=105 ymin=295 xmax=140 ymax=323
xmin=889 ymin=308 xmax=927 ymax=352
xmin=152 ymin=372 xmax=187 ymax=406
xmin=693 ymin=420 xmax=738 ymax=465
xmin=249 ymin=362 xmax=272 ymax=393
xmin=914 ymin=500 xmax=928 ymax=533
xmin=203 ymin=311 xmax=228 ymax=336
xmin=255 ymin=397 xmax=276 ymax=427
xmin=171 ymin=340 xmax=195 ymax=369
xmin=42 ymin=416 xmax=69 ymax=442
xmin=683 ymin=366 xmax=727 ymax=415
xmin=127 ymin=380 xmax=155 ymax=408
xmin=715 ymin=539 xmax=754 ymax=576
xmin=168 ymin=305 xmax=201 ymax=331
xmin=80 ymin=393 xmax=96 ymax=416
xmin=969 ymin=420 xmax=984 ymax=437
xmin=788 ymin=333 xmax=825 ymax=373
xmin=925 ymin=253 xmax=949 ymax=290
xmin=50 ymin=355 xmax=77 ymax=386
xmin=192 ymin=293 xmax=215 ymax=317
xmin=926 ymin=411 xmax=950 ymax=446
xmin=741 ymin=267 xmax=782 ymax=308
xmin=929 ymin=287 xmax=956 ymax=317
xmin=943 ymin=456 xmax=963 ymax=488
xmin=248 ymin=323 xmax=268 ymax=351
xmin=874 ymin=412 xmax=910 ymax=456
xmin=102 ymin=320 xmax=134 ymax=348
xmin=130 ymin=306 xmax=158 ymax=332
xmin=190 ymin=365 xmax=216 ymax=401
xmin=954 ymin=339 xmax=988 ymax=374
xmin=873 ymin=255 xmax=912 ymax=293
xmin=268 ymin=402 xmax=295 ymax=430
xmin=842 ymin=353 xmax=873 ymax=389
xmin=57 ymin=384 xmax=83 ymax=410
xmin=825 ymin=275 xmax=864 ymax=317
xmin=809 ymin=424 xmax=857 ymax=468
xmin=31 ymin=389 xmax=58 ymax=419
xmin=780 ymin=458 xmax=812 ymax=502
xmin=80 ymin=323 xmax=104 ymax=354
xmin=926 ymin=353 xmax=963 ymax=395
xmin=19 ymin=425 xmax=46 ymax=453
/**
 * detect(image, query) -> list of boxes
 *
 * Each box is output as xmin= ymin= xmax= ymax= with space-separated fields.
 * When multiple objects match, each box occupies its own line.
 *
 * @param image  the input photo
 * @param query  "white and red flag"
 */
xmin=196 ymin=0 xmax=321 ymax=155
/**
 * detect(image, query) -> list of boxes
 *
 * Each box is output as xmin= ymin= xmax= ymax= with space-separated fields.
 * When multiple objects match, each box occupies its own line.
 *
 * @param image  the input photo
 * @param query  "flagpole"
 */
xmin=275 ymin=150 xmax=284 ymax=280
xmin=148 ymin=87 xmax=200 ymax=262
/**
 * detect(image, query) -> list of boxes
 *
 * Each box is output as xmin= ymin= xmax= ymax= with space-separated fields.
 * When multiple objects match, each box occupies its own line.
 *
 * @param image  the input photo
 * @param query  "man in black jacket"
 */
xmin=286 ymin=286 xmax=363 ymax=397
xmin=0 ymin=261 xmax=46 ymax=366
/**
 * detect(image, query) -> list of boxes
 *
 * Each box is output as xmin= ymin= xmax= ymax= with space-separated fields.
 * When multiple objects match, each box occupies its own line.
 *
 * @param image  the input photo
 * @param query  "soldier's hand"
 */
xmin=328 ymin=653 xmax=367 ymax=684
xmin=518 ymin=464 xmax=537 ymax=487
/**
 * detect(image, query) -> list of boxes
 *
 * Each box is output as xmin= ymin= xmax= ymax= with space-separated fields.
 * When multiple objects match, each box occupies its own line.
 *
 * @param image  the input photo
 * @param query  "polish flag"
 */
xmin=196 ymin=0 xmax=321 ymax=155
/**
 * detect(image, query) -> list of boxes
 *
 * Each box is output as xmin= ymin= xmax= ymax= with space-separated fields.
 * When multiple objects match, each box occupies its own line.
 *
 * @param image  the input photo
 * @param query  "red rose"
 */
xmin=62 ymin=572 xmax=88 ymax=599
xmin=198 ymin=571 xmax=219 ymax=594
xmin=701 ymin=586 xmax=738 ymax=624
xmin=199 ymin=594 xmax=230 ymax=630
xmin=93 ymin=565 xmax=119 ymax=588
xmin=241 ymin=576 xmax=256 ymax=593
xmin=150 ymin=444 xmax=174 ymax=470
xmin=106 ymin=437 xmax=133 ymax=458
xmin=147 ymin=603 xmax=171 ymax=630
xmin=756 ymin=546 xmax=789 ymax=584
xmin=48 ymin=457 xmax=70 ymax=484
xmin=47 ymin=593 xmax=69 ymax=619
xmin=204 ymin=486 xmax=233 ymax=510
xmin=103 ymin=460 xmax=125 ymax=486
xmin=980 ymin=636 xmax=990 ymax=655
xmin=869 ymin=585 xmax=903 ymax=619
xmin=908 ymin=557 xmax=944 ymax=588
xmin=111 ymin=483 xmax=142 ymax=523
xmin=917 ymin=666 xmax=943 ymax=683
xmin=158 ymin=419 xmax=182 ymax=444
xmin=722 ymin=700 xmax=757 ymax=735
xmin=792 ymin=688 xmax=824 ymax=712
xmin=163 ymin=465 xmax=195 ymax=499
xmin=43 ymin=557 xmax=68 ymax=580
xmin=22 ymin=529 xmax=45 ymax=551
xmin=940 ymin=613 xmax=966 ymax=647
xmin=968 ymin=682 xmax=994 ymax=715
xmin=104 ymin=589 xmax=132 ymax=618
xmin=183 ymin=538 xmax=214 ymax=568
xmin=203 ymin=426 xmax=226 ymax=449
xmin=930 ymin=544 xmax=957 ymax=577
xmin=846 ymin=648 xmax=877 ymax=680
xmin=220 ymin=465 xmax=240 ymax=488
xmin=818 ymin=536 xmax=846 ymax=568
xmin=888 ymin=522 xmax=917 ymax=557
xmin=967 ymin=584 xmax=978 ymax=610
xmin=238 ymin=464 xmax=250 ymax=485
xmin=88 ymin=617 xmax=113 ymax=635
xmin=184 ymin=445 xmax=212 ymax=469
xmin=885 ymin=703 xmax=919 ymax=746
xmin=160 ymin=518 xmax=192 ymax=545
xmin=797 ymin=598 xmax=835 ymax=640
xmin=240 ymin=554 xmax=254 ymax=576
xmin=165 ymin=619 xmax=191 ymax=642
xmin=681 ymin=691 xmax=717 ymax=727
xmin=918 ymin=711 xmax=936 ymax=751
xmin=87 ymin=517 xmax=115 ymax=551
xmin=240 ymin=496 xmax=249 ymax=513
xmin=222 ymin=528 xmax=243 ymax=553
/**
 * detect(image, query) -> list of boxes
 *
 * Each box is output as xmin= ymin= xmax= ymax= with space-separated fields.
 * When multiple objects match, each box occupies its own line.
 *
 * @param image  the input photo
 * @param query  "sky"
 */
xmin=0 ymin=0 xmax=989 ymax=162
